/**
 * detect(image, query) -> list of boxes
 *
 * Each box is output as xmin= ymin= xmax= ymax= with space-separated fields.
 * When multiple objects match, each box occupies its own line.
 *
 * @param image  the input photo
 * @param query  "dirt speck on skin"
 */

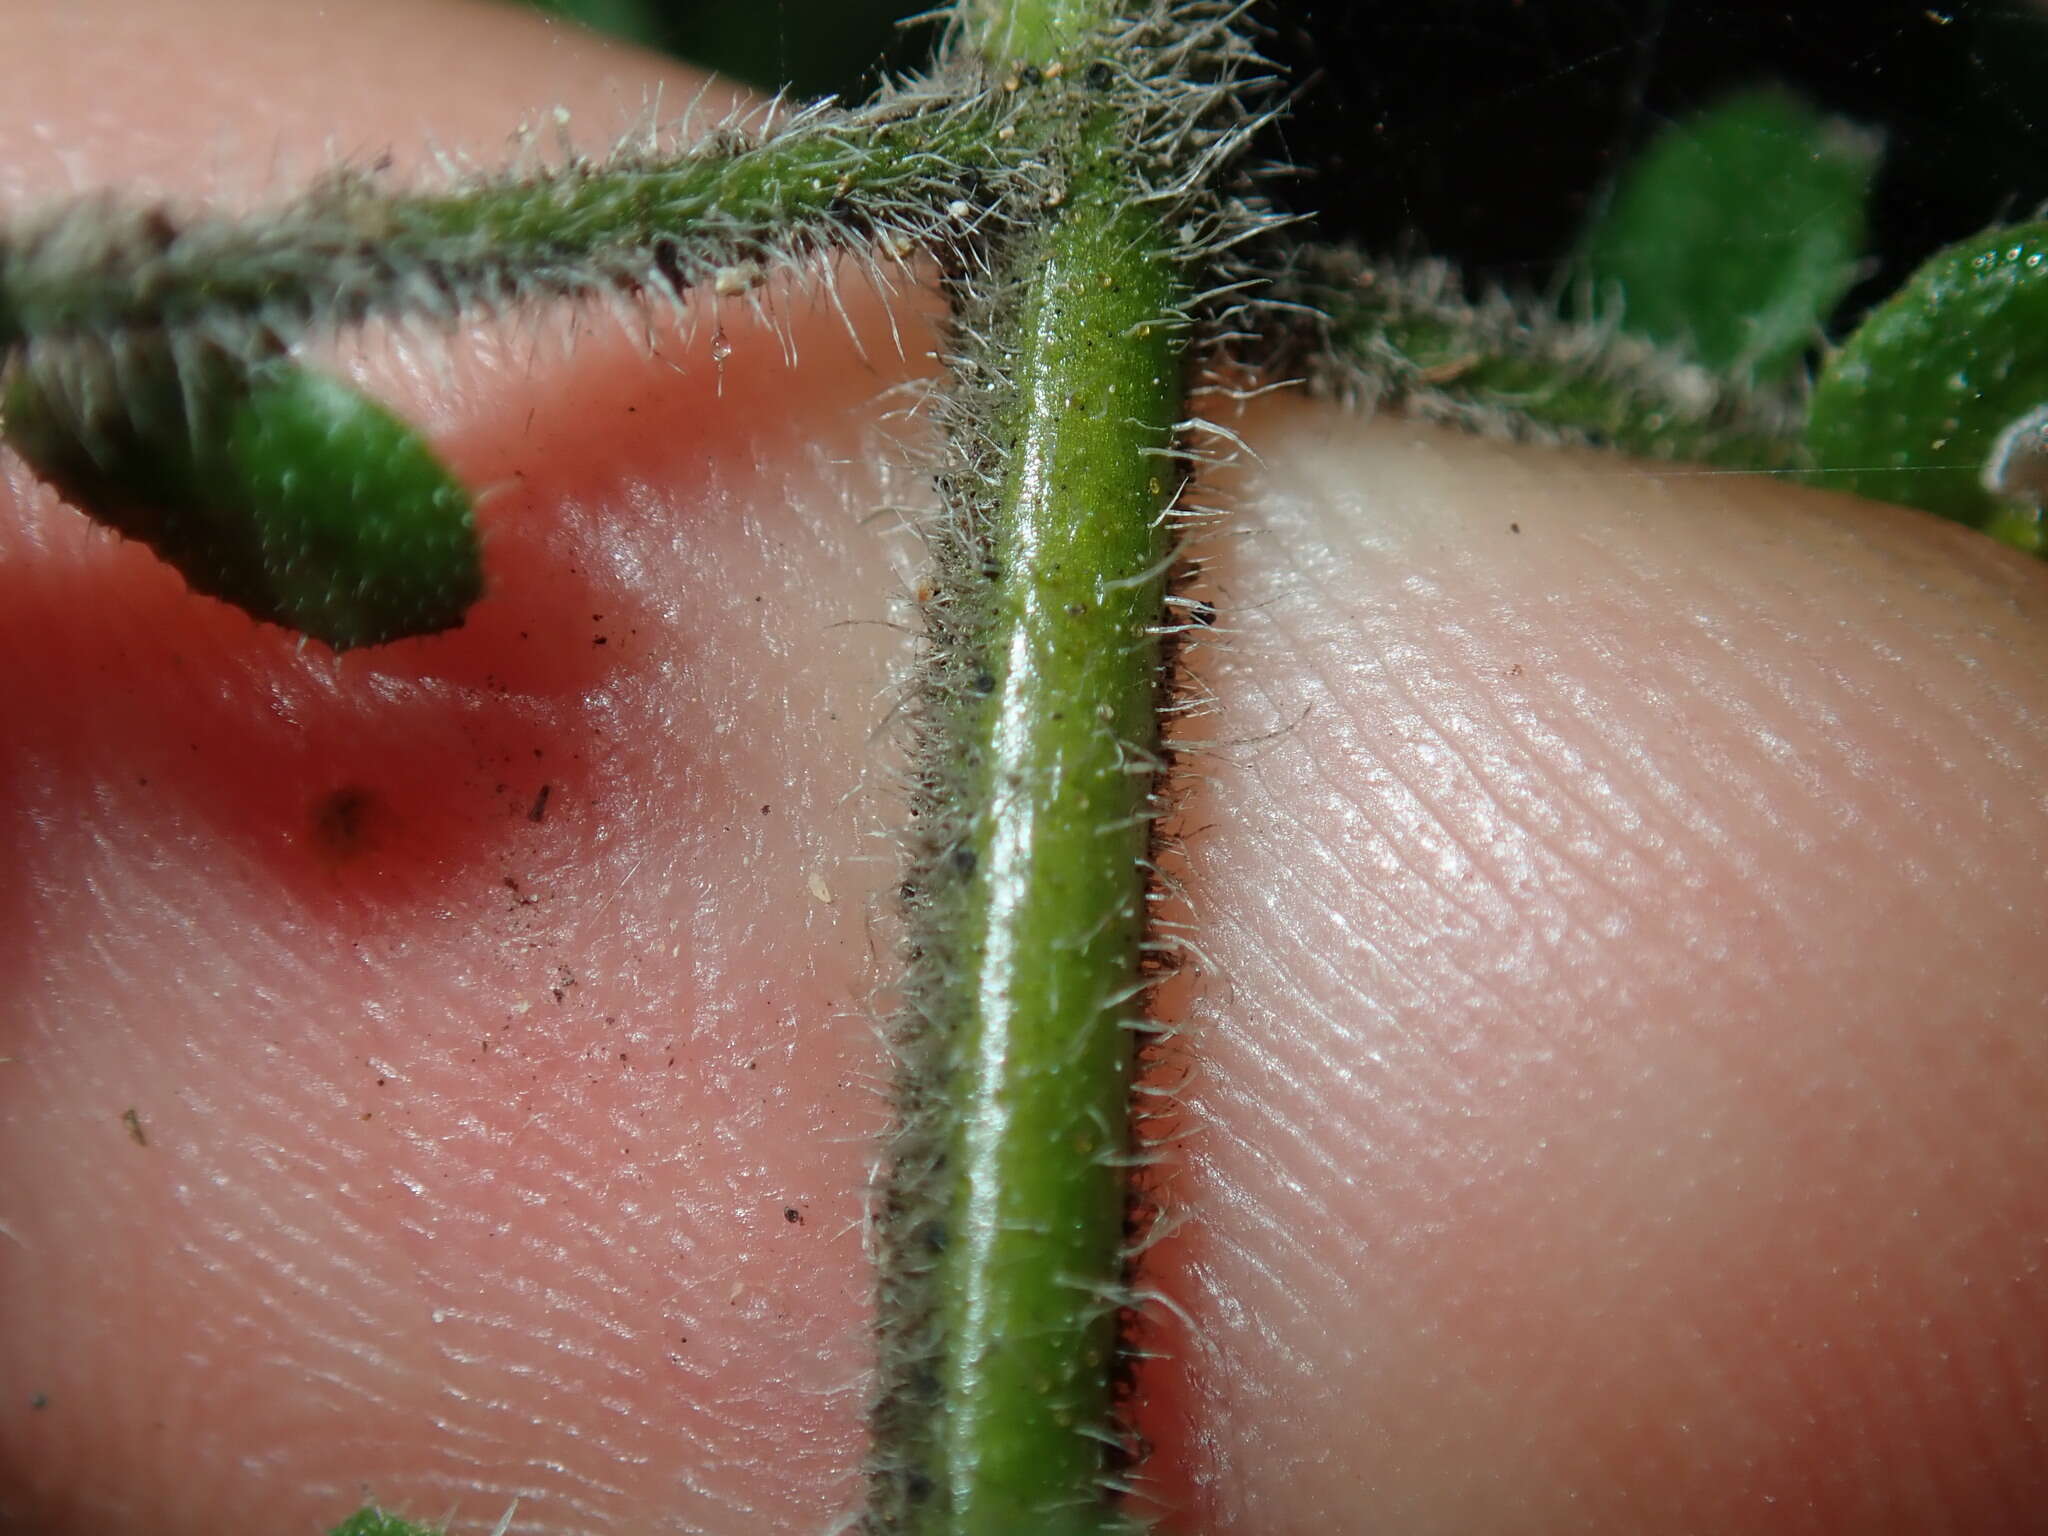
xmin=785 ymin=1207 xmax=803 ymax=1224
xmin=528 ymin=784 xmax=552 ymax=823
xmin=809 ymin=872 xmax=834 ymax=905
xmin=310 ymin=785 xmax=380 ymax=859
xmin=120 ymin=1108 xmax=146 ymax=1147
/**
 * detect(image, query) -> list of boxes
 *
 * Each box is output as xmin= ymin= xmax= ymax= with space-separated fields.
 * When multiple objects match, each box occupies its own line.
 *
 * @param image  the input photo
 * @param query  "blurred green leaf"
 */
xmin=1577 ymin=86 xmax=1879 ymax=381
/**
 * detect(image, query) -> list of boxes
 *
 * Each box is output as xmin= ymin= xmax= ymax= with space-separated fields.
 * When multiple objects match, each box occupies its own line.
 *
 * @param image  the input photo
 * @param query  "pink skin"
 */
xmin=0 ymin=4 xmax=2043 ymax=1533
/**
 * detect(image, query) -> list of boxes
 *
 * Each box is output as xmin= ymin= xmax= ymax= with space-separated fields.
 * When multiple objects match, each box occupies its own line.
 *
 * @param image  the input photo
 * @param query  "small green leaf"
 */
xmin=1806 ymin=220 xmax=2048 ymax=552
xmin=4 ymin=340 xmax=481 ymax=649
xmin=326 ymin=1509 xmax=442 ymax=1536
xmin=1577 ymin=86 xmax=1880 ymax=381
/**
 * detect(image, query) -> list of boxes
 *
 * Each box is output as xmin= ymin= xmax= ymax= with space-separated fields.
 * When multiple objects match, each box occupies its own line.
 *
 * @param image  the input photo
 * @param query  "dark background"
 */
xmin=526 ymin=0 xmax=2048 ymax=334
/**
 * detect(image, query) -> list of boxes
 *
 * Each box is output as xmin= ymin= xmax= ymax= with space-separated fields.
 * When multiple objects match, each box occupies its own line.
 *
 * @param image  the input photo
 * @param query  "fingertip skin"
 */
xmin=0 ymin=6 xmax=897 ymax=1536
xmin=1133 ymin=404 xmax=2048 ymax=1533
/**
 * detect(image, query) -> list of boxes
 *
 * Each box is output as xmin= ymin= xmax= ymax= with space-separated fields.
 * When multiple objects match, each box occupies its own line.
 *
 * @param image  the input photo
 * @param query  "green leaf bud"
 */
xmin=5 ymin=339 xmax=482 ymax=648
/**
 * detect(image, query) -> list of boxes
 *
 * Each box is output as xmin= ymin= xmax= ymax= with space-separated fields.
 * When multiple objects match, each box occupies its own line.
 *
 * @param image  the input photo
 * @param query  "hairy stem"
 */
xmin=0 ymin=91 xmax=1011 ymax=348
xmin=1280 ymin=248 xmax=1812 ymax=472
xmin=869 ymin=1 xmax=1255 ymax=1530
xmin=944 ymin=123 xmax=1179 ymax=1536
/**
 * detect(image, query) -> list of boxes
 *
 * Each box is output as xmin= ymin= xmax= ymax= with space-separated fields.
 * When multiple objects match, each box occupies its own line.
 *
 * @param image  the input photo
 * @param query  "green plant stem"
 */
xmin=1284 ymin=248 xmax=1813 ymax=472
xmin=940 ymin=124 xmax=1178 ymax=1536
xmin=869 ymin=1 xmax=1209 ymax=1530
xmin=0 ymin=95 xmax=1007 ymax=346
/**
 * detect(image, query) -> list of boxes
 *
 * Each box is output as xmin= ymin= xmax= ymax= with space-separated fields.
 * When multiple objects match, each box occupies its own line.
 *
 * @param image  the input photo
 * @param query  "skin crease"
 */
xmin=0 ymin=2 xmax=2043 ymax=1533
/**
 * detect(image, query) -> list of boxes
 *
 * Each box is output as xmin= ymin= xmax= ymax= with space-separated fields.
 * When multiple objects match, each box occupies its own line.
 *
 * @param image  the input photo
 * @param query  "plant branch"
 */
xmin=1274 ymin=247 xmax=1813 ymax=472
xmin=868 ymin=2 xmax=1265 ymax=1530
xmin=0 ymin=88 xmax=1015 ymax=351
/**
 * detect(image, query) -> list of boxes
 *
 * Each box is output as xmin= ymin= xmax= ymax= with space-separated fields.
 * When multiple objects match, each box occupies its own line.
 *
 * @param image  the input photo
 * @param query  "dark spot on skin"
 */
xmin=950 ymin=846 xmax=977 ymax=876
xmin=310 ymin=785 xmax=378 ymax=858
xmin=120 ymin=1108 xmax=146 ymax=1146
xmin=28 ymin=1393 xmax=48 ymax=1411
xmin=1510 ymin=522 xmax=1521 ymax=533
xmin=528 ymin=784 xmax=552 ymax=823
xmin=785 ymin=1207 xmax=802 ymax=1224
xmin=762 ymin=804 xmax=771 ymax=815
xmin=593 ymin=635 xmax=608 ymax=646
